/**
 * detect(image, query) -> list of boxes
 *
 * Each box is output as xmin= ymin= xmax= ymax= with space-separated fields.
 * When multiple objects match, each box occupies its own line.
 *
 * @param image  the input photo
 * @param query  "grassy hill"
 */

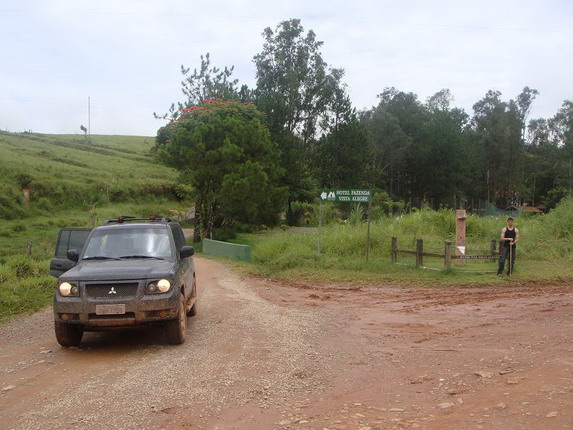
xmin=0 ymin=131 xmax=181 ymax=219
xmin=0 ymin=131 xmax=192 ymax=319
xmin=0 ymin=131 xmax=190 ymax=258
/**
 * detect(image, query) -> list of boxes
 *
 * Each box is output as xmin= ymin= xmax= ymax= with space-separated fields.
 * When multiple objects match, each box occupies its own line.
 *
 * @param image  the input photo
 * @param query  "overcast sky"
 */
xmin=1 ymin=0 xmax=572 ymax=136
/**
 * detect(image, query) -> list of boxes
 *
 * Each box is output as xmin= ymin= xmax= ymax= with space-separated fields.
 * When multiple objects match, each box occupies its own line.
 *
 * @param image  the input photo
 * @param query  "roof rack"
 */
xmin=103 ymin=216 xmax=170 ymax=225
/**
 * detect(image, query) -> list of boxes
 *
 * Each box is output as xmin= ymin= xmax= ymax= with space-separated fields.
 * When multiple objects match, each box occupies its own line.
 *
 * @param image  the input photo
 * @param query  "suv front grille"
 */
xmin=85 ymin=283 xmax=139 ymax=298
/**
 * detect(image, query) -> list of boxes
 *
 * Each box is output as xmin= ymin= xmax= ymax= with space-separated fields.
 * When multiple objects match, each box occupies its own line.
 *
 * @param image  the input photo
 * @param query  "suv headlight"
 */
xmin=146 ymin=279 xmax=172 ymax=294
xmin=59 ymin=282 xmax=79 ymax=297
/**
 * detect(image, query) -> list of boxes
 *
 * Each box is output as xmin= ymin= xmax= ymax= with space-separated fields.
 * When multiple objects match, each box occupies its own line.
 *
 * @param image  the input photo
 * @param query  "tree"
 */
xmin=253 ymin=19 xmax=354 ymax=222
xmin=551 ymin=100 xmax=573 ymax=195
xmin=313 ymin=118 xmax=369 ymax=188
xmin=470 ymin=89 xmax=535 ymax=206
xmin=155 ymin=100 xmax=287 ymax=241
xmin=254 ymin=19 xmax=342 ymax=142
xmin=359 ymin=104 xmax=410 ymax=194
xmin=154 ymin=53 xmax=249 ymax=121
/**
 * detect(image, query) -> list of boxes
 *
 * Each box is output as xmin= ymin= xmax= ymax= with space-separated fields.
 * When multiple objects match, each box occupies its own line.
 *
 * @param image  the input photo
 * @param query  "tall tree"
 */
xmin=155 ymin=100 xmax=287 ymax=240
xmin=470 ymin=89 xmax=530 ymax=206
xmin=254 ymin=19 xmax=343 ymax=142
xmin=423 ymin=90 xmax=470 ymax=205
xmin=253 ymin=19 xmax=354 ymax=222
xmin=313 ymin=118 xmax=369 ymax=188
xmin=359 ymin=103 xmax=410 ymax=194
xmin=551 ymin=100 xmax=573 ymax=195
xmin=154 ymin=53 xmax=248 ymax=121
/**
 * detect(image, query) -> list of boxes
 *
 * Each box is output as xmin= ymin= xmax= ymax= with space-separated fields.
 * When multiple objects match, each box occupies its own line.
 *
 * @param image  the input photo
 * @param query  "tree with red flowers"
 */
xmin=156 ymin=100 xmax=286 ymax=241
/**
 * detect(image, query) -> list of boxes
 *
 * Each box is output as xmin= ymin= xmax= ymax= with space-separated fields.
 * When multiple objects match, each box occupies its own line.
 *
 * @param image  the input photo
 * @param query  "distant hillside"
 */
xmin=0 ymin=131 xmax=180 ymax=219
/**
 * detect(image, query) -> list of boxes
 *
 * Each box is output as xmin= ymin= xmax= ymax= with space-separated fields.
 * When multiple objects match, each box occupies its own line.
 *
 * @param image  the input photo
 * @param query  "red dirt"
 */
xmin=1 ymin=258 xmax=572 ymax=429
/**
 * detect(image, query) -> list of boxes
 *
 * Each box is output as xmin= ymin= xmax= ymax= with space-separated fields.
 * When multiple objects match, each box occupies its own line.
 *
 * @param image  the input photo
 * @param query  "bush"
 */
xmin=34 ymin=197 xmax=54 ymax=212
xmin=0 ymin=186 xmax=27 ymax=220
xmin=0 ymin=255 xmax=53 ymax=319
xmin=5 ymin=255 xmax=37 ymax=278
xmin=0 ymin=275 xmax=54 ymax=319
xmin=0 ymin=265 xmax=11 ymax=283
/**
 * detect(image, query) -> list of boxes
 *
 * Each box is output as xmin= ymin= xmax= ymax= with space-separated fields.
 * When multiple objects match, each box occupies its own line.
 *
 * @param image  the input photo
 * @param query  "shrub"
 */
xmin=5 ymin=255 xmax=37 ymax=278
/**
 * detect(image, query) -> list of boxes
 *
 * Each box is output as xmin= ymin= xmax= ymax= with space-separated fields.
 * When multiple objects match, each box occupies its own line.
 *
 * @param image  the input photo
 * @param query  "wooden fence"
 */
xmin=391 ymin=237 xmax=500 ymax=270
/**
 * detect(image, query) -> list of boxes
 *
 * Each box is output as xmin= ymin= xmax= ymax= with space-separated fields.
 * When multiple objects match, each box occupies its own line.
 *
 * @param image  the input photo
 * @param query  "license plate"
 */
xmin=95 ymin=304 xmax=126 ymax=315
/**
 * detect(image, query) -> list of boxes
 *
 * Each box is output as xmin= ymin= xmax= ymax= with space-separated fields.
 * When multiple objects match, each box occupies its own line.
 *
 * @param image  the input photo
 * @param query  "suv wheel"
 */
xmin=187 ymin=300 xmax=197 ymax=317
xmin=55 ymin=321 xmax=83 ymax=347
xmin=166 ymin=295 xmax=187 ymax=345
xmin=186 ymin=285 xmax=197 ymax=317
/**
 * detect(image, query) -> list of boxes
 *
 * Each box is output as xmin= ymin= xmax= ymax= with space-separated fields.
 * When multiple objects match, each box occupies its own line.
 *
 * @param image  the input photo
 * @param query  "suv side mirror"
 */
xmin=180 ymin=246 xmax=195 ymax=259
xmin=67 ymin=249 xmax=79 ymax=262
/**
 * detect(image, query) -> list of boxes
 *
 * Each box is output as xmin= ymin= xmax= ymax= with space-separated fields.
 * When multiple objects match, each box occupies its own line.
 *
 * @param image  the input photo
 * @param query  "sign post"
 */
xmin=319 ymin=190 xmax=373 ymax=261
xmin=365 ymin=200 xmax=372 ymax=262
xmin=317 ymin=200 xmax=323 ymax=256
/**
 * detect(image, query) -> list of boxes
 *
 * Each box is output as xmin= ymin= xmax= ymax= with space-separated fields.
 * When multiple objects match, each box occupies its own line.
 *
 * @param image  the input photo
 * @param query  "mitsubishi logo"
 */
xmin=108 ymin=287 xmax=117 ymax=295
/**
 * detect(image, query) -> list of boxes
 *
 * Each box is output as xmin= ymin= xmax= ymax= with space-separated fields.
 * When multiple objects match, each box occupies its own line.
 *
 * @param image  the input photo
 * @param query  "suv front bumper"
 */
xmin=54 ymin=280 xmax=180 ymax=328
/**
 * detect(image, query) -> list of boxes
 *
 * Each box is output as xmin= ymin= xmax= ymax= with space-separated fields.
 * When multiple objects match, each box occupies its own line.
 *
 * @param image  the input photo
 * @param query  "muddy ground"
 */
xmin=1 ymin=257 xmax=572 ymax=429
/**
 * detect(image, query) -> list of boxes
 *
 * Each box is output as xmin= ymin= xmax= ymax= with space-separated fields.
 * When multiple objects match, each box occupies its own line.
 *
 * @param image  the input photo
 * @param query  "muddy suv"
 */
xmin=50 ymin=217 xmax=197 ymax=347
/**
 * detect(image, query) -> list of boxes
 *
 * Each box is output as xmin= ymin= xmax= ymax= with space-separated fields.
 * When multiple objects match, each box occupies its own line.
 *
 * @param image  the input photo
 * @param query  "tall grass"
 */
xmin=0 ymin=255 xmax=54 ymax=320
xmin=0 ymin=132 xmax=180 ymax=219
xmin=246 ymin=198 xmax=573 ymax=283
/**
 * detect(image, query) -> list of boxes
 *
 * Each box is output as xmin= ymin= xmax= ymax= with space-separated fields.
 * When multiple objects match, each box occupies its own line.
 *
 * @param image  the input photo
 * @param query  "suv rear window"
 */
xmin=82 ymin=227 xmax=173 ymax=259
xmin=55 ymin=229 xmax=92 ymax=258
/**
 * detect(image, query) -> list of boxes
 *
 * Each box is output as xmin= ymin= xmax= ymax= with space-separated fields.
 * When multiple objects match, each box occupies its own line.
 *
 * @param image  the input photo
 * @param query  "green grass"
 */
xmin=0 ymin=131 xmax=194 ymax=320
xmin=0 ymin=131 xmax=180 ymax=219
xmin=0 ymin=255 xmax=54 ymax=320
xmin=230 ymin=200 xmax=573 ymax=287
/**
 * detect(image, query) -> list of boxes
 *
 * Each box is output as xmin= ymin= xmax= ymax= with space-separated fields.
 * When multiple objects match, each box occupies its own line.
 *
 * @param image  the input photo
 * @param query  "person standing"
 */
xmin=497 ymin=217 xmax=519 ymax=276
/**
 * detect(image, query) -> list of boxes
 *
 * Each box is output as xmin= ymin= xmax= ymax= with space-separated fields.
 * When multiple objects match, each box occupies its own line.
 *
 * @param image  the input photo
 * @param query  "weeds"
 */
xmin=242 ymin=198 xmax=573 ymax=286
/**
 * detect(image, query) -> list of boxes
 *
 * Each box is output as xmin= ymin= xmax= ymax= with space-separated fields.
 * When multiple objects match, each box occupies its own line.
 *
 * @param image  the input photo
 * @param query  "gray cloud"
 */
xmin=0 ymin=0 xmax=571 ymax=135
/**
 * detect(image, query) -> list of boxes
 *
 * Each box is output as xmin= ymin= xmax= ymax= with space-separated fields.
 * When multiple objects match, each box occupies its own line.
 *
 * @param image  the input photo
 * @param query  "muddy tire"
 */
xmin=187 ymin=284 xmax=197 ymax=317
xmin=187 ymin=299 xmax=197 ymax=317
xmin=54 ymin=321 xmax=83 ymax=347
xmin=166 ymin=295 xmax=187 ymax=345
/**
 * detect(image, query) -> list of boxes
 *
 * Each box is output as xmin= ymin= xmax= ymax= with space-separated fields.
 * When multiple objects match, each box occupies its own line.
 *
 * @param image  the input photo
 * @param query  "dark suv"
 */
xmin=50 ymin=217 xmax=197 ymax=347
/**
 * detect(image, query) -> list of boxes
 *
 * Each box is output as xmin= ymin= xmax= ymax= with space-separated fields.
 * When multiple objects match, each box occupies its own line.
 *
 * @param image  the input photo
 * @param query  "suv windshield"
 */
xmin=82 ymin=227 xmax=173 ymax=260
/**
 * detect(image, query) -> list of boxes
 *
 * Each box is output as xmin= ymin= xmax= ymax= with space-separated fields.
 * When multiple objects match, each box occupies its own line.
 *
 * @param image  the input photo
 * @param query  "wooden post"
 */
xmin=455 ymin=209 xmax=466 ymax=266
xmin=445 ymin=240 xmax=452 ymax=270
xmin=317 ymin=201 xmax=323 ymax=257
xmin=391 ymin=236 xmax=397 ymax=263
xmin=490 ymin=238 xmax=496 ymax=257
xmin=365 ymin=202 xmax=371 ymax=262
xmin=416 ymin=238 xmax=423 ymax=268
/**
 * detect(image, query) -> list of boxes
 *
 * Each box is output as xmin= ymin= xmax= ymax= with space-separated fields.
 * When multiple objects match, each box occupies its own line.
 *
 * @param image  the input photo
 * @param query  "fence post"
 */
xmin=416 ymin=238 xmax=423 ymax=268
xmin=445 ymin=240 xmax=451 ymax=270
xmin=391 ymin=236 xmax=397 ymax=263
xmin=490 ymin=238 xmax=496 ymax=256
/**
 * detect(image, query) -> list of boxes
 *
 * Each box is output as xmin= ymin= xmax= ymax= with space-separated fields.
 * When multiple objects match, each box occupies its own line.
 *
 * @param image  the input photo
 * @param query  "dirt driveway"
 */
xmin=1 ymin=258 xmax=572 ymax=429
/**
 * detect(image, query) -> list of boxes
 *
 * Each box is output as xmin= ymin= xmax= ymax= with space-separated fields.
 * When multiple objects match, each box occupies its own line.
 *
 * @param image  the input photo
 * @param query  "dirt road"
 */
xmin=1 ymin=258 xmax=572 ymax=429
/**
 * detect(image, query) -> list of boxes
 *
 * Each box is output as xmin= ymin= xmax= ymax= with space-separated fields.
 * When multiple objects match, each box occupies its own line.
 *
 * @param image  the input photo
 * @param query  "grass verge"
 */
xmin=0 ymin=255 xmax=53 ymax=321
xmin=227 ymin=203 xmax=573 ymax=288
